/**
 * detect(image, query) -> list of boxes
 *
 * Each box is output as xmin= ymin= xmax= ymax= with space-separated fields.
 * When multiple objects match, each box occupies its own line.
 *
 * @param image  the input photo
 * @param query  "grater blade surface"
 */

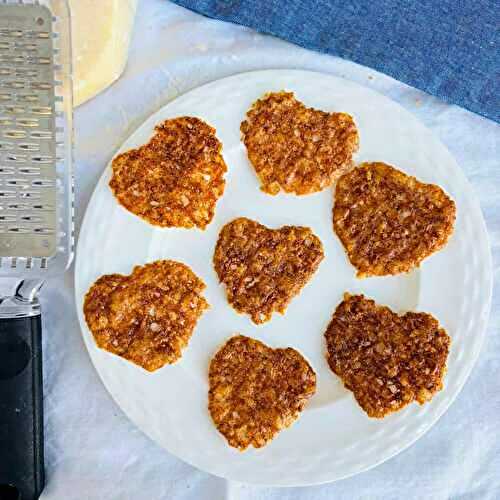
xmin=0 ymin=0 xmax=73 ymax=275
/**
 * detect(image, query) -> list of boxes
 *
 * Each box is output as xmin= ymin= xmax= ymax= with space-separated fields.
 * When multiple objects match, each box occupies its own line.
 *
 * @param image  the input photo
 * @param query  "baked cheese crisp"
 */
xmin=83 ymin=260 xmax=209 ymax=371
xmin=110 ymin=117 xmax=227 ymax=229
xmin=208 ymin=335 xmax=316 ymax=450
xmin=333 ymin=162 xmax=456 ymax=277
xmin=213 ymin=217 xmax=324 ymax=324
xmin=241 ymin=91 xmax=359 ymax=195
xmin=324 ymin=294 xmax=450 ymax=418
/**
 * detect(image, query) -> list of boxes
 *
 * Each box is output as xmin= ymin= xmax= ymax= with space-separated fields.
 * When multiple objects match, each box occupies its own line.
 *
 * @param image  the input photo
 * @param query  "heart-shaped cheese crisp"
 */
xmin=241 ymin=91 xmax=359 ymax=195
xmin=209 ymin=335 xmax=316 ymax=450
xmin=333 ymin=162 xmax=456 ymax=277
xmin=213 ymin=217 xmax=324 ymax=324
xmin=83 ymin=260 xmax=209 ymax=371
xmin=325 ymin=294 xmax=451 ymax=418
xmin=110 ymin=117 xmax=227 ymax=229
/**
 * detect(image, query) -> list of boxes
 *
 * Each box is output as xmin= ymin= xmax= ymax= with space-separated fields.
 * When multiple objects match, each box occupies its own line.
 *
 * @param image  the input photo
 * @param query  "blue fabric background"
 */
xmin=169 ymin=0 xmax=499 ymax=122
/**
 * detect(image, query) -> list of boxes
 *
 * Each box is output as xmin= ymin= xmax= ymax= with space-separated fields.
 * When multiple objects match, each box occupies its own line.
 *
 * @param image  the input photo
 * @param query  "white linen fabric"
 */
xmin=39 ymin=0 xmax=500 ymax=498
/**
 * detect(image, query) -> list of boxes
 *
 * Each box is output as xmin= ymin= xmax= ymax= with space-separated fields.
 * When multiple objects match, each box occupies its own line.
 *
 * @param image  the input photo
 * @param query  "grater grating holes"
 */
xmin=0 ymin=2 xmax=72 ymax=264
xmin=6 ymin=179 xmax=30 ymax=187
xmin=30 ymin=130 xmax=51 ymax=139
xmin=17 ymin=94 xmax=39 ymax=102
xmin=18 ymin=142 xmax=40 ymax=151
xmin=15 ymin=67 xmax=39 ymax=78
xmin=19 ymin=167 xmax=41 ymax=175
xmin=0 ymin=215 xmax=17 ymax=222
xmin=14 ymin=42 xmax=38 ymax=52
xmin=31 ymin=179 xmax=54 ymax=187
xmin=30 ymin=81 xmax=51 ymax=90
xmin=31 ymin=154 xmax=52 ymax=163
xmin=5 ymin=154 xmax=27 ymax=163
xmin=16 ymin=117 xmax=40 ymax=127
xmin=0 ymin=167 xmax=16 ymax=175
xmin=19 ymin=191 xmax=41 ymax=199
xmin=5 ymin=105 xmax=26 ymax=114
xmin=4 ymin=130 xmax=27 ymax=138
xmin=31 ymin=106 xmax=51 ymax=115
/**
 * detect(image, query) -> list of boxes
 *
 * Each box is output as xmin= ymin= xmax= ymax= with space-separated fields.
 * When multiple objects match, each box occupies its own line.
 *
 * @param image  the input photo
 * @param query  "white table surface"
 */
xmin=39 ymin=0 xmax=500 ymax=498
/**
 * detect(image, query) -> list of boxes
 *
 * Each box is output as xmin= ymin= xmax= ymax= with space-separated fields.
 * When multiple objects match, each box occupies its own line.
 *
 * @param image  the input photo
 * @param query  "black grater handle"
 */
xmin=0 ymin=315 xmax=44 ymax=500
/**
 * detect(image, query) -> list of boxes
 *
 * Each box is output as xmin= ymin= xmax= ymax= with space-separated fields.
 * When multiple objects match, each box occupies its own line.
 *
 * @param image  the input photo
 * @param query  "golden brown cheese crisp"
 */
xmin=333 ymin=162 xmax=456 ymax=277
xmin=208 ymin=335 xmax=316 ymax=450
xmin=324 ymin=294 xmax=451 ymax=418
xmin=240 ymin=91 xmax=359 ymax=195
xmin=110 ymin=117 xmax=227 ymax=229
xmin=83 ymin=260 xmax=209 ymax=371
xmin=213 ymin=217 xmax=324 ymax=324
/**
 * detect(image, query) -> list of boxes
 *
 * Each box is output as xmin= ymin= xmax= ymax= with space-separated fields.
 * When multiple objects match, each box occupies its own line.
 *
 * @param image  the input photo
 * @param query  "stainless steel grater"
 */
xmin=0 ymin=1 xmax=72 ymax=499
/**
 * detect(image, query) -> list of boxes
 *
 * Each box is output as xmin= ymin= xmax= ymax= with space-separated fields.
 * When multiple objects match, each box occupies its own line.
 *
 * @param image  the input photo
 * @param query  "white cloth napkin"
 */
xmin=39 ymin=0 xmax=500 ymax=498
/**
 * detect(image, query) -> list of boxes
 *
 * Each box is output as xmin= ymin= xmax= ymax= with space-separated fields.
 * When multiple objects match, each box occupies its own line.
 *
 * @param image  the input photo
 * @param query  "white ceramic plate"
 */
xmin=75 ymin=70 xmax=492 ymax=486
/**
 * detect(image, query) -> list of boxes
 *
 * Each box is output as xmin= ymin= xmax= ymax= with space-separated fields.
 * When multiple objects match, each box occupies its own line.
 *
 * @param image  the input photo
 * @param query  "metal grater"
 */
xmin=0 ymin=1 xmax=72 ymax=499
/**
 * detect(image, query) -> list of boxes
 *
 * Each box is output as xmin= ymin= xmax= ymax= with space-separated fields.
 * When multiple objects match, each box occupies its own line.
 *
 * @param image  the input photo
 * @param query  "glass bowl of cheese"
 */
xmin=71 ymin=0 xmax=137 ymax=106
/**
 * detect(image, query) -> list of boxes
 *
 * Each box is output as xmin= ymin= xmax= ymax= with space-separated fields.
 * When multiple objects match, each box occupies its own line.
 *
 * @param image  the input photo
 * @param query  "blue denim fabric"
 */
xmin=169 ymin=0 xmax=499 ymax=122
